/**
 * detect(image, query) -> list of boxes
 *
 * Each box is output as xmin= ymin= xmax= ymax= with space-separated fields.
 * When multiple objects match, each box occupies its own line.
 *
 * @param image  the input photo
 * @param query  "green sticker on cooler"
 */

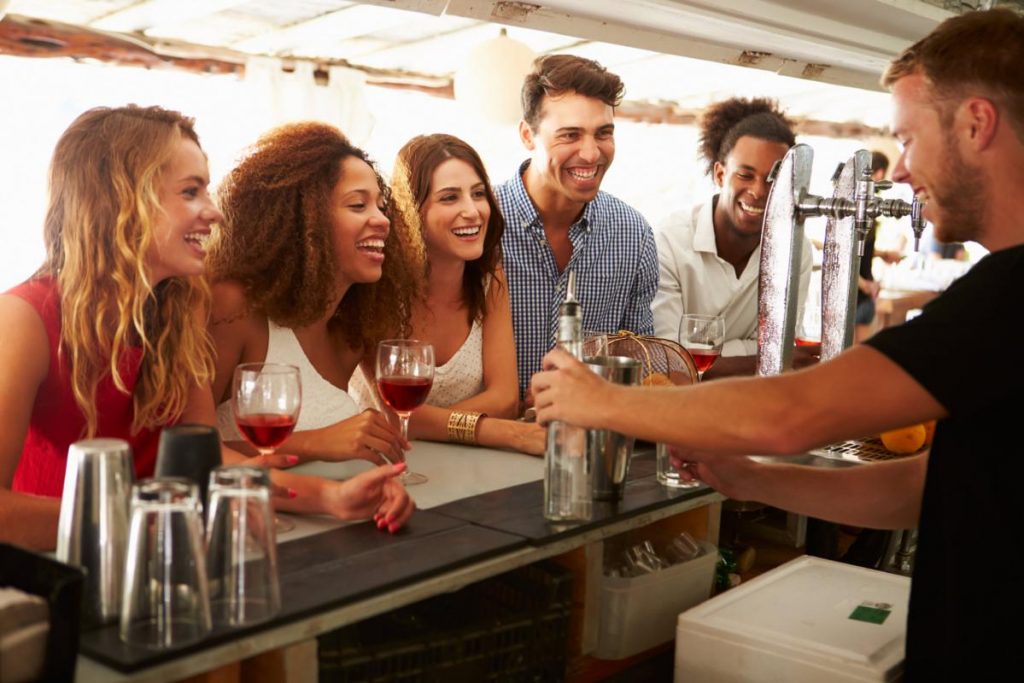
xmin=849 ymin=601 xmax=893 ymax=625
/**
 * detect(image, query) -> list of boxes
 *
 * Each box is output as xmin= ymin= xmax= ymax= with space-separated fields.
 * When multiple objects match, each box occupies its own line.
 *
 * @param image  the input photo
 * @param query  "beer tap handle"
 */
xmin=910 ymin=197 xmax=926 ymax=251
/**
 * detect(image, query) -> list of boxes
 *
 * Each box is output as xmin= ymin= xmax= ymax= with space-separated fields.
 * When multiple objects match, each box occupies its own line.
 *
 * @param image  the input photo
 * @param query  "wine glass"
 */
xmin=679 ymin=314 xmax=725 ymax=381
xmin=232 ymin=363 xmax=301 ymax=533
xmin=376 ymin=339 xmax=434 ymax=486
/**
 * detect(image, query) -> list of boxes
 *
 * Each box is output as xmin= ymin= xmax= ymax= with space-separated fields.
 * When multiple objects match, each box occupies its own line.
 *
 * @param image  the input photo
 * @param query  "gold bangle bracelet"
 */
xmin=447 ymin=410 xmax=486 ymax=445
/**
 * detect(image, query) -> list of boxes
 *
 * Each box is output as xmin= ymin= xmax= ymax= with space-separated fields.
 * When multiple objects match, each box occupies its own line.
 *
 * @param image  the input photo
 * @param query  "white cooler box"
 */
xmin=596 ymin=540 xmax=717 ymax=660
xmin=675 ymin=556 xmax=910 ymax=682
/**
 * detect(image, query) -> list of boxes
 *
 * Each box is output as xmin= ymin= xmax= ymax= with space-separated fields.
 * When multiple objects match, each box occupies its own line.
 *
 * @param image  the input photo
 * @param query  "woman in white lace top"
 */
xmin=205 ymin=123 xmax=423 ymax=529
xmin=352 ymin=134 xmax=544 ymax=455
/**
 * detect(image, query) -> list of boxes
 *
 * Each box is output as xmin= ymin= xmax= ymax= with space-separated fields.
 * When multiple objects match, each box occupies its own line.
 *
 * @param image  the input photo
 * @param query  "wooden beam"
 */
xmin=0 ymin=13 xmax=452 ymax=95
xmin=0 ymin=13 xmax=885 ymax=139
xmin=615 ymin=100 xmax=888 ymax=139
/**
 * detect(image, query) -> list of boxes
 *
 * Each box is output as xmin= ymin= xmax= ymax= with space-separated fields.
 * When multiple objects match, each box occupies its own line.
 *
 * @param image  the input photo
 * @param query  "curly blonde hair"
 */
xmin=208 ymin=122 xmax=419 ymax=350
xmin=40 ymin=105 xmax=214 ymax=437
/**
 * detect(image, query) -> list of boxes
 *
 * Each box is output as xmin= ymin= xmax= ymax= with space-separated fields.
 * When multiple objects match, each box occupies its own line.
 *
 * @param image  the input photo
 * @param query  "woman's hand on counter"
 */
xmin=322 ymin=462 xmax=416 ymax=532
xmin=477 ymin=418 xmax=546 ymax=456
xmin=284 ymin=409 xmax=409 ymax=466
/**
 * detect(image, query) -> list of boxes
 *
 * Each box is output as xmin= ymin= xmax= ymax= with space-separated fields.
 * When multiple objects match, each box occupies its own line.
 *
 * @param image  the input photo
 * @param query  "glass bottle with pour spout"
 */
xmin=543 ymin=271 xmax=592 ymax=523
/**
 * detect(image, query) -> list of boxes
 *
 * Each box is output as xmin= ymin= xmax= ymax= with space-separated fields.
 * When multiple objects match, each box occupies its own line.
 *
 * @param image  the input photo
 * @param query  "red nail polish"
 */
xmin=286 ymin=455 xmax=299 ymax=465
xmin=388 ymin=524 xmax=398 ymax=534
xmin=288 ymin=488 xmax=298 ymax=499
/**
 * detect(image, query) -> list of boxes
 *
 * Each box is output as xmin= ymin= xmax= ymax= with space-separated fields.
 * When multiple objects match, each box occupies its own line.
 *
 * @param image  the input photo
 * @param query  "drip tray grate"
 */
xmin=812 ymin=437 xmax=922 ymax=463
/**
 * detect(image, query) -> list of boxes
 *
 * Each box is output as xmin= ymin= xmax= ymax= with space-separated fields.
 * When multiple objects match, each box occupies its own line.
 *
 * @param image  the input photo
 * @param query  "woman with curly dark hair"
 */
xmin=351 ymin=134 xmax=545 ymax=455
xmin=652 ymin=97 xmax=812 ymax=365
xmin=207 ymin=122 xmax=420 ymax=530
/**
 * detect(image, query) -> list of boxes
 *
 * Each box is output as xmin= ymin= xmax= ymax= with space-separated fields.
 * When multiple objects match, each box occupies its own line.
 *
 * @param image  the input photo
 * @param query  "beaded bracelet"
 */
xmin=447 ymin=410 xmax=485 ymax=445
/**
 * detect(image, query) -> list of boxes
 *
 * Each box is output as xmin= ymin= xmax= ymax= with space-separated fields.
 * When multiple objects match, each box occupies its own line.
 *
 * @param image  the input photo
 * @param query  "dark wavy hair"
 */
xmin=392 ymin=134 xmax=503 ymax=325
xmin=698 ymin=97 xmax=796 ymax=176
xmin=209 ymin=121 xmax=418 ymax=350
xmin=521 ymin=54 xmax=624 ymax=130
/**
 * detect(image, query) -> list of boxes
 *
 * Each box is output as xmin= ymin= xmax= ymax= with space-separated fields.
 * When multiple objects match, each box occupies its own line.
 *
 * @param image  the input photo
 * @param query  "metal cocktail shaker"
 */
xmin=55 ymin=438 xmax=135 ymax=625
xmin=585 ymin=356 xmax=642 ymax=501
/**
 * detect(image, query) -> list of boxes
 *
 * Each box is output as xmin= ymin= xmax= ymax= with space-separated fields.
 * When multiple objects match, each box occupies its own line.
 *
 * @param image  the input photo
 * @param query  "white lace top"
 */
xmin=350 ymin=317 xmax=485 ymax=411
xmin=216 ymin=321 xmax=360 ymax=441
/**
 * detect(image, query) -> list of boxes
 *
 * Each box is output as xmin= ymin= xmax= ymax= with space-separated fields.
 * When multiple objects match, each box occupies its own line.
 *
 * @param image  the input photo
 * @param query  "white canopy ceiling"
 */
xmin=5 ymin=0 xmax=1019 ymax=128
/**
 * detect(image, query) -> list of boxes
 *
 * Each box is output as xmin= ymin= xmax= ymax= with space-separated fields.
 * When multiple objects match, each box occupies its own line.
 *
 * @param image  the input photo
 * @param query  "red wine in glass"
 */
xmin=689 ymin=348 xmax=721 ymax=375
xmin=236 ymin=414 xmax=297 ymax=451
xmin=679 ymin=314 xmax=725 ymax=382
xmin=232 ymin=362 xmax=302 ymax=533
xmin=378 ymin=376 xmax=432 ymax=412
xmin=376 ymin=340 xmax=435 ymax=486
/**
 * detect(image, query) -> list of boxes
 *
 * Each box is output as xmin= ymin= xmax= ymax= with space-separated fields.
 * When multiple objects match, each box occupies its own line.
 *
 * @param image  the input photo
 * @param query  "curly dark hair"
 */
xmin=392 ymin=134 xmax=503 ymax=325
xmin=521 ymin=54 xmax=624 ymax=130
xmin=698 ymin=97 xmax=796 ymax=176
xmin=208 ymin=121 xmax=419 ymax=350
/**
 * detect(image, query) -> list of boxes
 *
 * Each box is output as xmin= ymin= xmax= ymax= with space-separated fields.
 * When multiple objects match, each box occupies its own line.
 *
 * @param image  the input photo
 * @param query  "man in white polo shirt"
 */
xmin=653 ymin=97 xmax=812 ymax=367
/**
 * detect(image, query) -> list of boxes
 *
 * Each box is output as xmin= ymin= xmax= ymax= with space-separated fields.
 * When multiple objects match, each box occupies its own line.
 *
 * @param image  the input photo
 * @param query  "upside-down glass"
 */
xmin=232 ymin=362 xmax=301 ymax=533
xmin=376 ymin=339 xmax=434 ymax=486
xmin=679 ymin=314 xmax=725 ymax=380
xmin=119 ymin=478 xmax=211 ymax=649
xmin=205 ymin=466 xmax=280 ymax=627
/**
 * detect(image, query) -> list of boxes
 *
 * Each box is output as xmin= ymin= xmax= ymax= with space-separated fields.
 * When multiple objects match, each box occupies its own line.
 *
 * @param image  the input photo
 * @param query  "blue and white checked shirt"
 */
xmin=496 ymin=161 xmax=658 ymax=398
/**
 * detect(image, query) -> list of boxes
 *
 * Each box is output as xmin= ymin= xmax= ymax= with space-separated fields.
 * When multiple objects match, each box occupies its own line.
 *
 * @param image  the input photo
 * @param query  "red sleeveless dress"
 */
xmin=6 ymin=277 xmax=159 ymax=497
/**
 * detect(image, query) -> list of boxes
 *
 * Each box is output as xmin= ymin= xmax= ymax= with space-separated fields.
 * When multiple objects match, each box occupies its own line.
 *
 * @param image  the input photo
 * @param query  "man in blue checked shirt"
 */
xmin=495 ymin=54 xmax=658 ymax=403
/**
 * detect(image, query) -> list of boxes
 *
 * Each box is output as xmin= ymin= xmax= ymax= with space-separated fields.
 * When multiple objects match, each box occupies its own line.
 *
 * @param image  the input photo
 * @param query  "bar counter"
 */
xmin=76 ymin=442 xmax=723 ymax=682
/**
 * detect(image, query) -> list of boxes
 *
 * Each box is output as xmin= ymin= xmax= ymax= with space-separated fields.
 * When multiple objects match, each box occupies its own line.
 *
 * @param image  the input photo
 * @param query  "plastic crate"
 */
xmin=595 ymin=540 xmax=717 ymax=660
xmin=0 ymin=543 xmax=85 ymax=682
xmin=319 ymin=561 xmax=572 ymax=682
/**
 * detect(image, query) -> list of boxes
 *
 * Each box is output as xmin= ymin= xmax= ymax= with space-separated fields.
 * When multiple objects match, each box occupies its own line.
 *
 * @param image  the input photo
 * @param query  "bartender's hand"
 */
xmin=669 ymin=447 xmax=761 ymax=501
xmin=323 ymin=462 xmax=416 ymax=533
xmin=531 ymin=348 xmax=615 ymax=429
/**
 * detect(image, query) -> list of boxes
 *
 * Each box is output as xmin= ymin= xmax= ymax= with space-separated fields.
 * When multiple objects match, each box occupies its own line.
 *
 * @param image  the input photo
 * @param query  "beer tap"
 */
xmin=757 ymin=146 xmax=926 ymax=374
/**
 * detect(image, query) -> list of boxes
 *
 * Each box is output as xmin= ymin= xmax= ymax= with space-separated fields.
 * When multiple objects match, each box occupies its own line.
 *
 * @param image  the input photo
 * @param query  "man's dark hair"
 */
xmin=698 ymin=97 xmax=796 ymax=176
xmin=871 ymin=151 xmax=890 ymax=175
xmin=521 ymin=54 xmax=624 ymax=130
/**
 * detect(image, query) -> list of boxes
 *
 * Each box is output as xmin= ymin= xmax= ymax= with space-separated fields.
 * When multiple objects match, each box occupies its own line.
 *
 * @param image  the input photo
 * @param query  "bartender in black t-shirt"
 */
xmin=531 ymin=9 xmax=1024 ymax=681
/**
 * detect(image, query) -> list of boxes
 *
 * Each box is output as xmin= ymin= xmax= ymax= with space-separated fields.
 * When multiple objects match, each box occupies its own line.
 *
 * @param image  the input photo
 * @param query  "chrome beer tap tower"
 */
xmin=756 ymin=144 xmax=926 ymax=375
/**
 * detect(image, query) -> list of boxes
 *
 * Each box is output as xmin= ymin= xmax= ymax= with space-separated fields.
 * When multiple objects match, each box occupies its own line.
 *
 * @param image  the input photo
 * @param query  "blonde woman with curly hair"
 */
xmin=0 ymin=107 xmax=414 ymax=551
xmin=209 ymin=123 xmax=423 ymax=520
xmin=351 ymin=134 xmax=545 ymax=455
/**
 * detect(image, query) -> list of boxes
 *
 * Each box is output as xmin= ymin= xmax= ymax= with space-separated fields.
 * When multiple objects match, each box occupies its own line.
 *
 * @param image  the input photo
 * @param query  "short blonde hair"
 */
xmin=883 ymin=8 xmax=1024 ymax=140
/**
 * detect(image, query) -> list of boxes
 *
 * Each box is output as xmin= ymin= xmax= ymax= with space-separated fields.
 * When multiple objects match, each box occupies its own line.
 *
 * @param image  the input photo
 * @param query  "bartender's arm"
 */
xmin=681 ymin=450 xmax=927 ymax=530
xmin=532 ymin=344 xmax=946 ymax=457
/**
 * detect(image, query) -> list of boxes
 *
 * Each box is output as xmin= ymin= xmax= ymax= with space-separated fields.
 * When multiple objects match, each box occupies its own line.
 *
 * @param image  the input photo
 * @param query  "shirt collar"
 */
xmin=510 ymin=159 xmax=595 ymax=234
xmin=693 ymin=196 xmax=719 ymax=254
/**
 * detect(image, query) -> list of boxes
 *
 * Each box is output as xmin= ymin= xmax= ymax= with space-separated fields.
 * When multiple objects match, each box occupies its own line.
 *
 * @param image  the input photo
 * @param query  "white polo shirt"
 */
xmin=652 ymin=198 xmax=813 ymax=357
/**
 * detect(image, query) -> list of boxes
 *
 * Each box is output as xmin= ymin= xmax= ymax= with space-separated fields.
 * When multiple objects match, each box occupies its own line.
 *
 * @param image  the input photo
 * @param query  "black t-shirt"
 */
xmin=866 ymin=244 xmax=1024 ymax=680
